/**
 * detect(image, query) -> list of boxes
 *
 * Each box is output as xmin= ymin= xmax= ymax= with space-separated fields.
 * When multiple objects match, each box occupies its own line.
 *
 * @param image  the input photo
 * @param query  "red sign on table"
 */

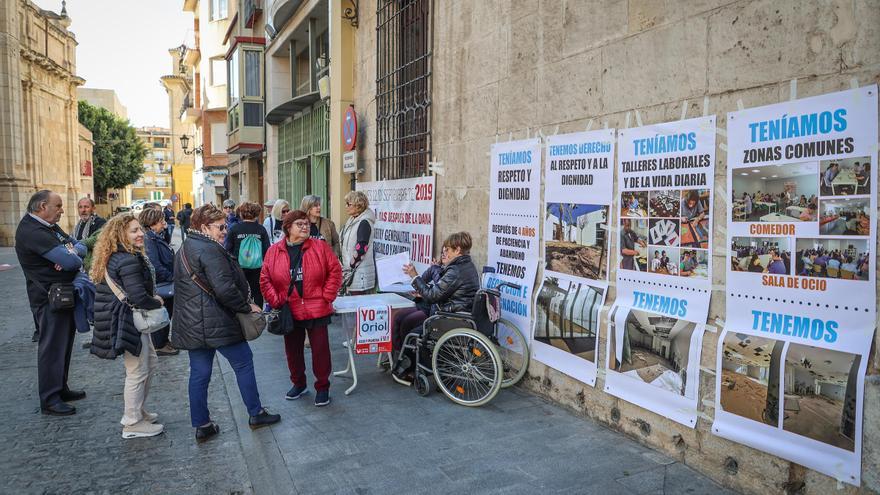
xmin=355 ymin=305 xmax=392 ymax=354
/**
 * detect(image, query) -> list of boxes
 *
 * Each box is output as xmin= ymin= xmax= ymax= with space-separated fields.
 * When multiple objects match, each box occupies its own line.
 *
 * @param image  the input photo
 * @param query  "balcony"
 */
xmin=268 ymin=0 xmax=304 ymax=32
xmin=179 ymin=92 xmax=200 ymax=124
xmin=244 ymin=0 xmax=263 ymax=28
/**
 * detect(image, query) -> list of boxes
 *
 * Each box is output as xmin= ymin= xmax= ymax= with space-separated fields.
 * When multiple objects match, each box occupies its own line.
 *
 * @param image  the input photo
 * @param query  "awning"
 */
xmin=265 ymin=91 xmax=320 ymax=125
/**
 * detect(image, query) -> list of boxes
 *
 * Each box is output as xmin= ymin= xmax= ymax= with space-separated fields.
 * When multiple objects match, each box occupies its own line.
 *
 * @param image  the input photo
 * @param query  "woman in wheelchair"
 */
xmin=392 ymin=232 xmax=480 ymax=383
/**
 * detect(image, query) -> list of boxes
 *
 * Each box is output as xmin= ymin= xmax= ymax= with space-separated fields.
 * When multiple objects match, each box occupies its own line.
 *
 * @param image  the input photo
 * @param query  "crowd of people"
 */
xmin=15 ymin=189 xmax=482 ymax=444
xmin=730 ymin=242 xmax=792 ymax=275
xmin=796 ymin=247 xmax=870 ymax=280
xmin=733 ymin=190 xmax=818 ymax=222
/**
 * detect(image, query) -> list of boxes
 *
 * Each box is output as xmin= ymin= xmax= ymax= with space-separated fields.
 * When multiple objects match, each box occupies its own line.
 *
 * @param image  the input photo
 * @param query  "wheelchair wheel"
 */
xmin=432 ymin=328 xmax=502 ymax=407
xmin=414 ymin=373 xmax=431 ymax=397
xmin=496 ymin=318 xmax=529 ymax=388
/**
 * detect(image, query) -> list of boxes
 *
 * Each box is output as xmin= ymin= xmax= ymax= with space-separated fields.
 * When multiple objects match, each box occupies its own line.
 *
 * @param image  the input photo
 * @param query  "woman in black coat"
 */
xmin=139 ymin=208 xmax=178 ymax=356
xmin=172 ymin=204 xmax=279 ymax=442
xmin=90 ymin=214 xmax=165 ymax=439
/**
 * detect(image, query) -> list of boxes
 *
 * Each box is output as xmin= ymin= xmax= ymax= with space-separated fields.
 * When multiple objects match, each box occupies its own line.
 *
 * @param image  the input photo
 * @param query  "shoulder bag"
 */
xmin=267 ymin=278 xmax=296 ymax=336
xmin=180 ymin=247 xmax=266 ymax=341
xmin=104 ymin=275 xmax=169 ymax=334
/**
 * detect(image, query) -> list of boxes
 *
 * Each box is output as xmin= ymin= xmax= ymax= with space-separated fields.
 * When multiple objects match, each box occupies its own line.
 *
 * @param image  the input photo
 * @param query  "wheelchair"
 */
xmin=392 ymin=281 xmax=530 ymax=407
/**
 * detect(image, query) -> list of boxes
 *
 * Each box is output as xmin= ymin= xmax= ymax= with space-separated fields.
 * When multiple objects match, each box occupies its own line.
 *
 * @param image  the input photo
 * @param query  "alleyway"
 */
xmin=0 ymin=245 xmax=734 ymax=495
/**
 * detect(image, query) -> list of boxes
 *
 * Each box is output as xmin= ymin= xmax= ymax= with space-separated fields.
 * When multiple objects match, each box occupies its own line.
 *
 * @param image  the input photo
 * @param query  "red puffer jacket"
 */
xmin=260 ymin=238 xmax=342 ymax=320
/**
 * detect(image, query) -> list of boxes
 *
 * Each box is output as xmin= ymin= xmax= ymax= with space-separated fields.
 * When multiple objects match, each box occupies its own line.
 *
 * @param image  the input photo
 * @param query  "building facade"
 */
xmin=347 ymin=1 xmax=880 ymax=494
xmin=0 ymin=0 xmax=86 ymax=243
xmin=77 ymin=123 xmax=93 ymax=199
xmin=160 ymin=45 xmax=196 ymax=210
xmin=132 ymin=127 xmax=173 ymax=202
xmin=180 ymin=0 xmax=231 ymax=206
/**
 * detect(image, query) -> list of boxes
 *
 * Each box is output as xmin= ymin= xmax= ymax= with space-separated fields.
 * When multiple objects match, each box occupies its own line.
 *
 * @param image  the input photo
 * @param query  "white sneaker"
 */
xmin=122 ymin=420 xmax=164 ymax=439
xmin=142 ymin=411 xmax=159 ymax=423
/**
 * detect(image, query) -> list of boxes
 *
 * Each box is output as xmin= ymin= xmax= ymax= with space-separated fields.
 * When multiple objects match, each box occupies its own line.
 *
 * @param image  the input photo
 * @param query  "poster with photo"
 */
xmin=535 ymin=130 xmax=615 ymax=386
xmin=716 ymin=85 xmax=877 ymax=486
xmin=357 ymin=176 xmax=436 ymax=273
xmin=605 ymin=116 xmax=715 ymax=425
xmin=614 ymin=116 xmax=716 ymax=323
xmin=605 ymin=305 xmax=705 ymax=427
xmin=486 ymin=139 xmax=541 ymax=362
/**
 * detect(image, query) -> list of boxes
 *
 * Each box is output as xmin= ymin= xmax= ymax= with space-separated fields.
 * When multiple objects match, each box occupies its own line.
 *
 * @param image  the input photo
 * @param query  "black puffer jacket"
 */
xmin=411 ymin=254 xmax=480 ymax=314
xmin=171 ymin=231 xmax=252 ymax=350
xmin=91 ymin=250 xmax=162 ymax=359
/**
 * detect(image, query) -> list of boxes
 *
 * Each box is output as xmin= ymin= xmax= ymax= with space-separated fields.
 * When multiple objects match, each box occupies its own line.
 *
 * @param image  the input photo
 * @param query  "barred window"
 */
xmin=375 ymin=0 xmax=433 ymax=180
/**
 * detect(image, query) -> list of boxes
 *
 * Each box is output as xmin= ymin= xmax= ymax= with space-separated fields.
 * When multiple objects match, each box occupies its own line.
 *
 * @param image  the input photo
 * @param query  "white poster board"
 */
xmin=486 ymin=139 xmax=541 ymax=356
xmin=606 ymin=115 xmax=717 ymax=427
xmin=534 ymin=130 xmax=615 ymax=386
xmin=357 ymin=176 xmax=436 ymax=273
xmin=715 ymin=85 xmax=877 ymax=486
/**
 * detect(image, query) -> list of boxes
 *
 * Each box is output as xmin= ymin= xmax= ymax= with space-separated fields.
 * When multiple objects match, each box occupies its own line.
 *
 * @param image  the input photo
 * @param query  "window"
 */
xmin=294 ymin=49 xmax=310 ymax=96
xmin=211 ymin=57 xmax=226 ymax=86
xmin=227 ymin=50 xmax=240 ymax=103
xmin=211 ymin=123 xmax=227 ymax=155
xmin=244 ymin=50 xmax=262 ymax=97
xmin=243 ymin=102 xmax=263 ymax=127
xmin=210 ymin=0 xmax=227 ymax=21
xmin=376 ymin=0 xmax=433 ymax=180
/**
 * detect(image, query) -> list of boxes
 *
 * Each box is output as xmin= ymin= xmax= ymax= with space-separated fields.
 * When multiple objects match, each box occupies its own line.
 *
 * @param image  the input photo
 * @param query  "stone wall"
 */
xmin=351 ymin=1 xmax=880 ymax=493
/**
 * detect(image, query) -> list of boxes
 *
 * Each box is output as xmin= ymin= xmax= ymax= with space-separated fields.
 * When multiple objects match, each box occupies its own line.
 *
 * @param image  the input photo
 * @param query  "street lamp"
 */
xmin=180 ymin=134 xmax=202 ymax=155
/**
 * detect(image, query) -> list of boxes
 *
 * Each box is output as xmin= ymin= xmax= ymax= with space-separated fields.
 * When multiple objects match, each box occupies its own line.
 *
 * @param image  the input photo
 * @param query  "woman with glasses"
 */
xmin=263 ymin=199 xmax=290 ymax=244
xmin=172 ymin=205 xmax=280 ymax=442
xmin=300 ymin=195 xmax=341 ymax=259
xmin=261 ymin=210 xmax=342 ymax=407
xmin=339 ymin=191 xmax=376 ymax=295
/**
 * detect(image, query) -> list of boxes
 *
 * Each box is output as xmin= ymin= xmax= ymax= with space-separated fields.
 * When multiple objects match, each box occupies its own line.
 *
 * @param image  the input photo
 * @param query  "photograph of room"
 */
xmin=544 ymin=204 xmax=609 ymax=279
xmin=729 ymin=237 xmax=791 ymax=274
xmin=621 ymin=191 xmax=648 ymax=217
xmin=649 ymin=190 xmax=680 ymax=218
xmin=679 ymin=249 xmax=708 ymax=279
xmin=819 ymin=197 xmax=870 ymax=236
xmin=648 ymin=247 xmax=680 ymax=276
xmin=648 ymin=218 xmax=680 ymax=246
xmin=619 ymin=219 xmax=648 ymax=272
xmin=720 ymin=332 xmax=784 ymax=426
xmin=611 ymin=309 xmax=696 ymax=397
xmin=795 ymin=238 xmax=869 ymax=281
xmin=782 ymin=344 xmax=859 ymax=451
xmin=732 ymin=162 xmax=818 ymax=222
xmin=534 ymin=276 xmax=604 ymax=363
xmin=819 ymin=156 xmax=871 ymax=196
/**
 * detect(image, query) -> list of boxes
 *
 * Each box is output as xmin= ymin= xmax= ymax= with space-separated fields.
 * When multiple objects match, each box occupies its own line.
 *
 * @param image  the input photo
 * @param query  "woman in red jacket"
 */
xmin=261 ymin=210 xmax=342 ymax=407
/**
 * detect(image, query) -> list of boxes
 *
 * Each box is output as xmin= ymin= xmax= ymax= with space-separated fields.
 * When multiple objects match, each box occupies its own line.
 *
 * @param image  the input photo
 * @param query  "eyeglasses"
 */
xmin=293 ymin=221 xmax=310 ymax=229
xmin=281 ymin=209 xmax=290 ymax=214
xmin=210 ymin=223 xmax=227 ymax=231
xmin=223 ymin=206 xmax=232 ymax=210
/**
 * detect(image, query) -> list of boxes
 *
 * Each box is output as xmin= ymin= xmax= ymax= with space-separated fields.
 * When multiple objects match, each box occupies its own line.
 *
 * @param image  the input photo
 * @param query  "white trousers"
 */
xmin=120 ymin=333 xmax=158 ymax=426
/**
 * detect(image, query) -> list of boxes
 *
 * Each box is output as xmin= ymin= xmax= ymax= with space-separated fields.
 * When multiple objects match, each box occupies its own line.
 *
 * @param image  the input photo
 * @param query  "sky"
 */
xmin=32 ymin=0 xmax=193 ymax=128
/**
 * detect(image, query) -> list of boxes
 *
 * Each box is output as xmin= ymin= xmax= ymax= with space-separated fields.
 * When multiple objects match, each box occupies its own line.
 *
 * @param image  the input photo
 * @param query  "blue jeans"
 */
xmin=188 ymin=341 xmax=263 ymax=427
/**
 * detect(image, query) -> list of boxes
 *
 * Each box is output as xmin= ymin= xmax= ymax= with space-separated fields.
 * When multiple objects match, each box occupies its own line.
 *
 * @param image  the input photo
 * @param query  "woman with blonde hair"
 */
xmin=90 ymin=213 xmax=165 ymax=439
xmin=300 ymin=195 xmax=341 ymax=259
xmin=339 ymin=191 xmax=376 ymax=294
xmin=262 ymin=199 xmax=290 ymax=244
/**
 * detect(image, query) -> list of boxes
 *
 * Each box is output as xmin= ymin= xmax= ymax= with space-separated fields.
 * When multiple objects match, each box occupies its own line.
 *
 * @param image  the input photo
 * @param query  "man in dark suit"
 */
xmin=15 ymin=190 xmax=87 ymax=416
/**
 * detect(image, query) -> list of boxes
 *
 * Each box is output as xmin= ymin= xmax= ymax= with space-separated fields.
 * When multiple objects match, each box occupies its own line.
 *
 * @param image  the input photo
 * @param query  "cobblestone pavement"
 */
xmin=0 ymin=243 xmax=737 ymax=495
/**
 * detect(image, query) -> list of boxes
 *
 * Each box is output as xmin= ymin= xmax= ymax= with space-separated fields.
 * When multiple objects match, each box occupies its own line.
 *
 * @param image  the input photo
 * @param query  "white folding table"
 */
xmin=831 ymin=171 xmax=858 ymax=195
xmin=332 ymin=293 xmax=415 ymax=395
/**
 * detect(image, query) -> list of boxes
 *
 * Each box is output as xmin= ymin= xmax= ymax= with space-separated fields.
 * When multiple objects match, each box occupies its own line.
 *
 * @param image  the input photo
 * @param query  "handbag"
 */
xmin=48 ymin=282 xmax=76 ymax=312
xmin=104 ymin=275 xmax=169 ymax=334
xmin=267 ymin=280 xmax=296 ymax=336
xmin=180 ymin=247 xmax=266 ymax=341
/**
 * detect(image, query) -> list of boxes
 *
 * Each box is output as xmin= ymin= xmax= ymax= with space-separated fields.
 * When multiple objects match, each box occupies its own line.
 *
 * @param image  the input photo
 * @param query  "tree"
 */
xmin=77 ymin=100 xmax=147 ymax=196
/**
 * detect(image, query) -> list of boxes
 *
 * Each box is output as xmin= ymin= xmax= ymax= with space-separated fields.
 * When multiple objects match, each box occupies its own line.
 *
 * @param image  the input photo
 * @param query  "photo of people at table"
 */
xmin=819 ymin=198 xmax=871 ymax=236
xmin=648 ymin=248 xmax=679 ymax=276
xmin=621 ymin=191 xmax=648 ymax=218
xmin=795 ymin=238 xmax=869 ymax=281
xmin=679 ymin=249 xmax=708 ymax=279
xmin=680 ymin=189 xmax=710 ymax=248
xmin=819 ymin=156 xmax=871 ymax=197
xmin=731 ymin=162 xmax=818 ymax=222
xmin=619 ymin=218 xmax=648 ymax=272
xmin=730 ymin=237 xmax=791 ymax=275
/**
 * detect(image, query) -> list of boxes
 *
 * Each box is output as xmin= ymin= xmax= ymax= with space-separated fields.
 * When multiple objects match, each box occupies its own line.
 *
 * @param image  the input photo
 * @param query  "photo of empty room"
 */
xmin=621 ymin=191 xmax=648 ymax=217
xmin=819 ymin=156 xmax=871 ymax=196
xmin=534 ymin=276 xmax=604 ymax=363
xmin=795 ymin=238 xmax=869 ymax=281
xmin=732 ymin=162 xmax=818 ymax=222
xmin=619 ymin=218 xmax=648 ymax=272
xmin=782 ymin=344 xmax=860 ymax=451
xmin=720 ymin=332 xmax=784 ymax=426
xmin=648 ymin=247 xmax=680 ymax=276
xmin=610 ymin=309 xmax=696 ymax=398
xmin=649 ymin=190 xmax=680 ymax=218
xmin=544 ymin=204 xmax=609 ymax=280
xmin=729 ymin=237 xmax=791 ymax=275
xmin=819 ymin=197 xmax=870 ymax=236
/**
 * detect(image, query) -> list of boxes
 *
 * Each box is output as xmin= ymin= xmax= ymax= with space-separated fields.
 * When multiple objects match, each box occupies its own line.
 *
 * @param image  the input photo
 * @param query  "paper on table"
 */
xmin=376 ymin=252 xmax=413 ymax=291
